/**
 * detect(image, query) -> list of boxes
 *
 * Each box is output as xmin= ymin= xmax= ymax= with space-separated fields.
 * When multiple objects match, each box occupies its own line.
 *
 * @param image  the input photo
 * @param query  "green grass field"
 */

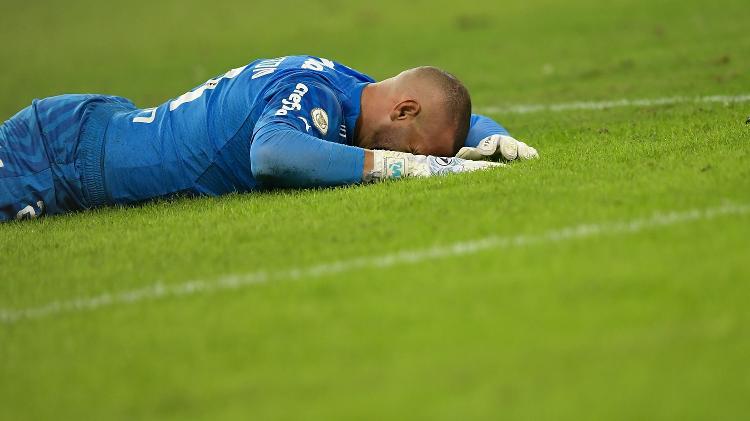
xmin=1 ymin=0 xmax=750 ymax=419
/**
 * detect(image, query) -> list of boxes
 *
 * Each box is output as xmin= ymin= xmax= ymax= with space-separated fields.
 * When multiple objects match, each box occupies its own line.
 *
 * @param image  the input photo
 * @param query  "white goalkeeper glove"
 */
xmin=456 ymin=134 xmax=539 ymax=162
xmin=364 ymin=150 xmax=504 ymax=182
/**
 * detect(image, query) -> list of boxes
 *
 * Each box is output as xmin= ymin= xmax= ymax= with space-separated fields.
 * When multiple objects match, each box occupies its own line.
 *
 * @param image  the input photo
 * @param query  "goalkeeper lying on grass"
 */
xmin=0 ymin=55 xmax=537 ymax=221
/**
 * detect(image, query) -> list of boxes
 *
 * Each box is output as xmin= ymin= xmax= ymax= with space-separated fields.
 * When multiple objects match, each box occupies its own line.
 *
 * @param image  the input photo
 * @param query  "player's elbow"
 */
xmin=250 ymin=131 xmax=289 ymax=183
xmin=250 ymin=138 xmax=276 ymax=181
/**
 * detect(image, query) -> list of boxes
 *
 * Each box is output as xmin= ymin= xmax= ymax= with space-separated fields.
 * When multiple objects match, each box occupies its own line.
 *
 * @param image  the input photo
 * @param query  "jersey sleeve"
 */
xmin=464 ymin=114 xmax=511 ymax=147
xmin=250 ymin=78 xmax=365 ymax=188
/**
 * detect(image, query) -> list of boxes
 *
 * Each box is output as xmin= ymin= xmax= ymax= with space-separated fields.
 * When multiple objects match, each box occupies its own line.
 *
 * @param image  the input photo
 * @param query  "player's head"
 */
xmin=356 ymin=66 xmax=471 ymax=156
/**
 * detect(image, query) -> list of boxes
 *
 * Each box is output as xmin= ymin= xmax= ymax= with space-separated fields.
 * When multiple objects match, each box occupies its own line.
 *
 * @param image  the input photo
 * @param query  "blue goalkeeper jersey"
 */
xmin=93 ymin=55 xmax=510 ymax=205
xmin=96 ymin=56 xmax=369 ymax=204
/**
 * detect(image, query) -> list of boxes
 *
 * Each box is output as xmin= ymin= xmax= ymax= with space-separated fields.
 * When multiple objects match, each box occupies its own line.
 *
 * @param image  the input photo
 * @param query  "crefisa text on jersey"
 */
xmin=275 ymin=83 xmax=309 ymax=116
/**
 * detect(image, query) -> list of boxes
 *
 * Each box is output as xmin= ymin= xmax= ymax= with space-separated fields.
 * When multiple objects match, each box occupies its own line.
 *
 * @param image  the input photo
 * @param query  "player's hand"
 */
xmin=365 ymin=150 xmax=504 ymax=181
xmin=456 ymin=134 xmax=539 ymax=162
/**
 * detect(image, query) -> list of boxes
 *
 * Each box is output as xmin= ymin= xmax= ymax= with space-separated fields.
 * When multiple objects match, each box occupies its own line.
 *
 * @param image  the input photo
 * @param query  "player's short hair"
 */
xmin=411 ymin=66 xmax=472 ymax=154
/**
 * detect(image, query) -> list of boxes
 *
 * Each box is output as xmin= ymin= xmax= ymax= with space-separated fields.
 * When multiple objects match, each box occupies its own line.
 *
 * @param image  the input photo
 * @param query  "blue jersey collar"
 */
xmin=342 ymin=81 xmax=370 ymax=145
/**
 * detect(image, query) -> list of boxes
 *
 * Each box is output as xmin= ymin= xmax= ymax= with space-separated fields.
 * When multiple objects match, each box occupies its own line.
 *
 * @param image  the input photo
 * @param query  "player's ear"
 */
xmin=390 ymin=100 xmax=420 ymax=121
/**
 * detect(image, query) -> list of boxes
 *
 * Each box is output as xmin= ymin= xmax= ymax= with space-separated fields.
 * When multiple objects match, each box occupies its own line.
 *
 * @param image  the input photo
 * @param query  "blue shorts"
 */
xmin=0 ymin=94 xmax=134 ymax=221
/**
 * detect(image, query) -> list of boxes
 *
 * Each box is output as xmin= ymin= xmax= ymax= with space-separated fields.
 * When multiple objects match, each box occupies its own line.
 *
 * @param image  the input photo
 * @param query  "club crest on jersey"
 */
xmin=311 ymin=108 xmax=329 ymax=136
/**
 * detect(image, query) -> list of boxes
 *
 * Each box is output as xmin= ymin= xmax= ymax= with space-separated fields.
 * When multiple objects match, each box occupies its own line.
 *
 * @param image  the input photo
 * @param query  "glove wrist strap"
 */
xmin=364 ymin=150 xmax=416 ymax=182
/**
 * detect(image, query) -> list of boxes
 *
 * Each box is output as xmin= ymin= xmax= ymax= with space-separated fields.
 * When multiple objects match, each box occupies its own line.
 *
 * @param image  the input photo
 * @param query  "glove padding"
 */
xmin=456 ymin=134 xmax=539 ymax=162
xmin=365 ymin=150 xmax=504 ymax=182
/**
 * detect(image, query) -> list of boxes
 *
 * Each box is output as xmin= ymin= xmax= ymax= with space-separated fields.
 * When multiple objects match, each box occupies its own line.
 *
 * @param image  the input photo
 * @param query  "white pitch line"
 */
xmin=477 ymin=94 xmax=750 ymax=115
xmin=1 ymin=202 xmax=748 ymax=325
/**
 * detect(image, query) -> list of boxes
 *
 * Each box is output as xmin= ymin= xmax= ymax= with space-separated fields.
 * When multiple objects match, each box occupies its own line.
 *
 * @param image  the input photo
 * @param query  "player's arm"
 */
xmin=251 ymin=80 xmax=501 ymax=188
xmin=465 ymin=114 xmax=510 ymax=147
xmin=251 ymin=126 xmax=364 ymax=188
xmin=457 ymin=114 xmax=539 ymax=161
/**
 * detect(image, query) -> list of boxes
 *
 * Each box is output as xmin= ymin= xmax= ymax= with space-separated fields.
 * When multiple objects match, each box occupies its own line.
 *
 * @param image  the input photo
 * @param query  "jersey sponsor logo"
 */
xmin=297 ymin=116 xmax=311 ymax=132
xmin=275 ymin=83 xmax=309 ymax=116
xmin=311 ymin=108 xmax=329 ymax=136
xmin=252 ymin=57 xmax=287 ymax=80
xmin=339 ymin=124 xmax=347 ymax=139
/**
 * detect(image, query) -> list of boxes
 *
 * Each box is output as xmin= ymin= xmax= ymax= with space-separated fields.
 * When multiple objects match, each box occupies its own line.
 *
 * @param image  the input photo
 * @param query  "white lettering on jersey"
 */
xmin=134 ymin=65 xmax=249 ymax=123
xmin=301 ymin=58 xmax=335 ymax=72
xmin=339 ymin=124 xmax=347 ymax=139
xmin=132 ymin=108 xmax=157 ymax=124
xmin=169 ymin=65 xmax=247 ymax=112
xmin=275 ymin=83 xmax=309 ymax=116
xmin=252 ymin=57 xmax=288 ymax=80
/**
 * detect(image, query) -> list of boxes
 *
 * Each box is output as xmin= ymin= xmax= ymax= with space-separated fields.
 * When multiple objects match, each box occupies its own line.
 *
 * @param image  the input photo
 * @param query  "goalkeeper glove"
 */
xmin=456 ymin=134 xmax=539 ymax=162
xmin=364 ymin=150 xmax=504 ymax=182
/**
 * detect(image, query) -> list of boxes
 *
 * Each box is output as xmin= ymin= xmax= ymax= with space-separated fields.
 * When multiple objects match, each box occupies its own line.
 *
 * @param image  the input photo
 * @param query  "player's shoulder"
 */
xmin=257 ymin=72 xmax=346 ymax=141
xmin=247 ymin=56 xmax=332 ymax=83
xmin=249 ymin=55 xmax=374 ymax=90
xmin=249 ymin=55 xmax=371 ymax=141
xmin=261 ymin=62 xmax=347 ymax=116
xmin=269 ymin=77 xmax=342 ymax=117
